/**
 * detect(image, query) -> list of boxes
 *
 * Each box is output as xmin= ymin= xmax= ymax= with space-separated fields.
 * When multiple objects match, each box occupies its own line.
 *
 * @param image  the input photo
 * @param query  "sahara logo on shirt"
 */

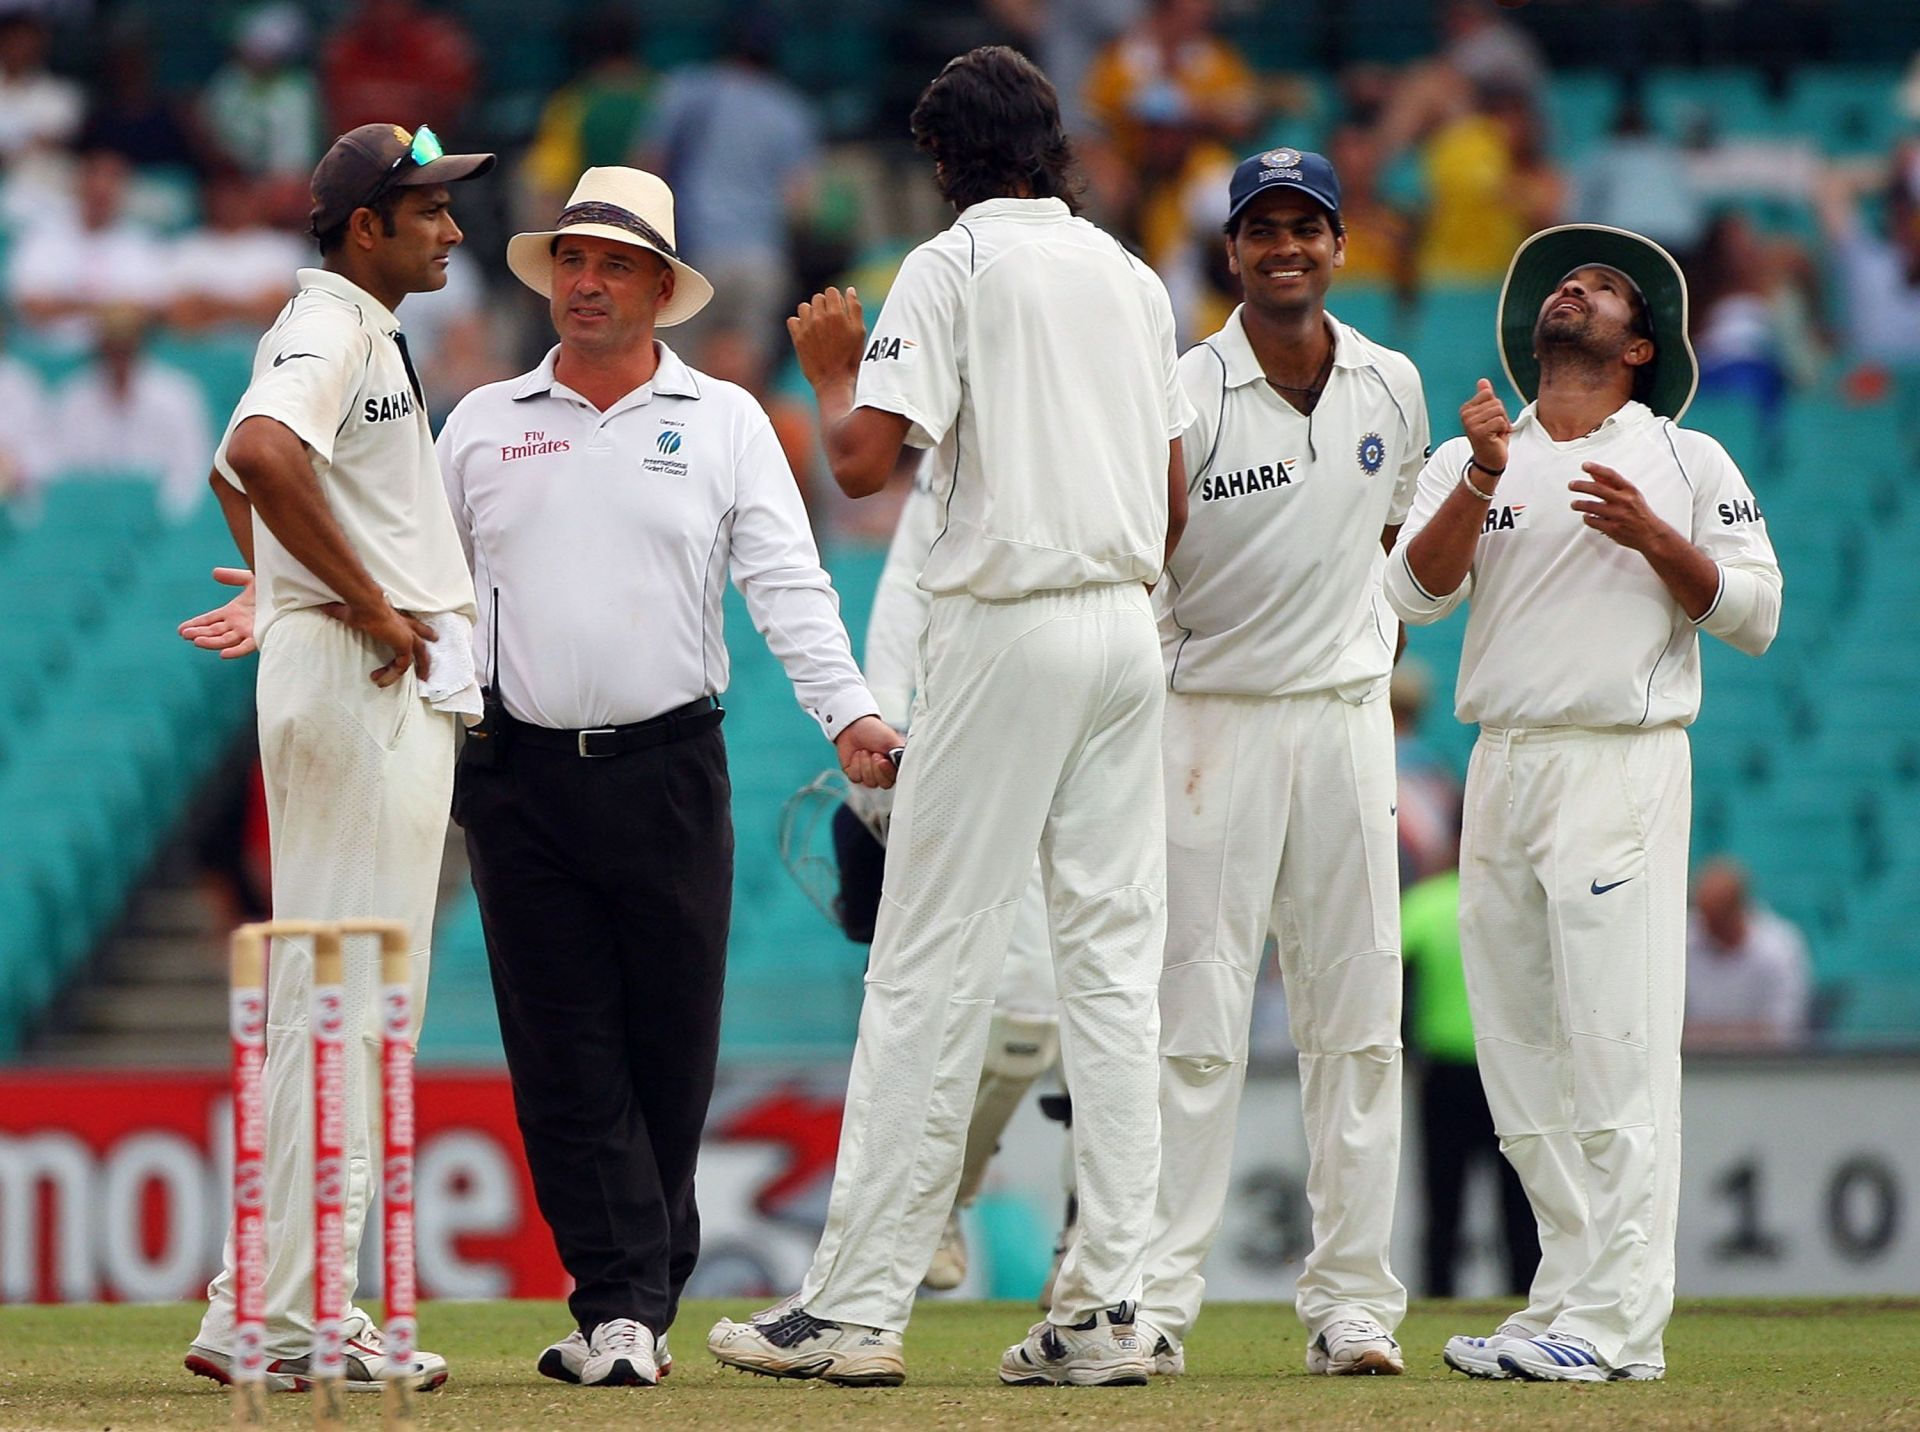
xmin=863 ymin=335 xmax=917 ymax=362
xmin=1717 ymin=497 xmax=1764 ymax=526
xmin=1482 ymin=502 xmax=1529 ymax=533
xmin=1356 ymin=432 xmax=1385 ymax=475
xmin=1200 ymin=456 xmax=1300 ymax=502
xmin=363 ymin=388 xmax=417 ymax=423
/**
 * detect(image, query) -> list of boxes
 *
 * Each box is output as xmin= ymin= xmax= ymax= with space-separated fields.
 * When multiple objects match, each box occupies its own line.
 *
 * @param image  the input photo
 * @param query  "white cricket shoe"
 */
xmin=186 ymin=1319 xmax=450 ymax=1394
xmin=1442 ymin=1321 xmax=1535 ymax=1379
xmin=999 ymin=1304 xmax=1151 ymax=1387
xmin=1497 ymin=1331 xmax=1664 ymax=1382
xmin=1306 ymin=1317 xmax=1405 ymax=1375
xmin=536 ymin=1329 xmax=589 ymax=1383
xmin=708 ymin=1302 xmax=905 ymax=1386
xmin=923 ymin=1212 xmax=968 ymax=1290
xmin=580 ymin=1319 xmax=657 ymax=1386
xmin=541 ymin=1326 xmax=672 ymax=1384
xmin=1134 ymin=1314 xmax=1185 ymax=1376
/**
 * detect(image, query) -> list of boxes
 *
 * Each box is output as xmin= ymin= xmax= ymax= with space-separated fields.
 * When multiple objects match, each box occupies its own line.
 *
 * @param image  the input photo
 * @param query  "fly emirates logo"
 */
xmin=501 ymin=430 xmax=572 ymax=462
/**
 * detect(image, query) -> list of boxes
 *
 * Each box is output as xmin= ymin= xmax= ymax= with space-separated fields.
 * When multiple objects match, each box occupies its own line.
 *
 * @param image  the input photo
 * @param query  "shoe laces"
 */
xmin=1324 ymin=1318 xmax=1391 ymax=1345
xmin=595 ymin=1318 xmax=646 ymax=1352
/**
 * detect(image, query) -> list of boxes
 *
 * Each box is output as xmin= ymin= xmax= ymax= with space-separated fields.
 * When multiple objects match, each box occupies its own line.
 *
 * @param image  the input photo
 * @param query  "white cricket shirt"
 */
xmin=1157 ymin=307 xmax=1428 ymax=698
xmin=864 ymin=457 xmax=942 ymax=727
xmin=855 ymin=196 xmax=1195 ymax=600
xmin=215 ymin=267 xmax=475 ymax=642
xmin=438 ymin=343 xmax=878 ymax=737
xmin=1385 ymin=400 xmax=1782 ymax=730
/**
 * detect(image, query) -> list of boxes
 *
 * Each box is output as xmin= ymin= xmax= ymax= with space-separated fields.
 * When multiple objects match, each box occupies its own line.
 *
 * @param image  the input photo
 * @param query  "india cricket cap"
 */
xmin=505 ymin=166 xmax=714 ymax=327
xmin=1225 ymin=146 xmax=1343 ymax=231
xmin=309 ymin=123 xmax=495 ymax=238
xmin=1499 ymin=222 xmax=1698 ymax=422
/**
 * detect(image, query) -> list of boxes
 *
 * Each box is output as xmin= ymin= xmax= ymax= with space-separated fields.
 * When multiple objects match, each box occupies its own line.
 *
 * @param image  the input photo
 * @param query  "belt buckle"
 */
xmin=577 ymin=727 xmax=617 ymax=758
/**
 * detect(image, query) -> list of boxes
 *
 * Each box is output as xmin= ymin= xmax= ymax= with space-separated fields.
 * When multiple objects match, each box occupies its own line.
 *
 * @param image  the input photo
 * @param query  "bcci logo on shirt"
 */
xmin=1356 ymin=432 xmax=1385 ymax=475
xmin=657 ymin=429 xmax=683 ymax=456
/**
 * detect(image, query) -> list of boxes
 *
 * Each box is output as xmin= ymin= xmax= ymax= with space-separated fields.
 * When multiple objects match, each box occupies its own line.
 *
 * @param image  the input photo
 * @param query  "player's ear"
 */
xmin=1624 ymin=336 xmax=1655 ymax=370
xmin=1332 ymin=229 xmax=1347 ymax=269
xmin=1223 ymin=229 xmax=1240 ymax=278
xmin=658 ymin=262 xmax=676 ymax=306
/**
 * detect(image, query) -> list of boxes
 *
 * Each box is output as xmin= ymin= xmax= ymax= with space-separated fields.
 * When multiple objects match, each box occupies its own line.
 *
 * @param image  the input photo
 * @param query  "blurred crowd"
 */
xmin=3 ymin=0 xmax=1920 ymax=534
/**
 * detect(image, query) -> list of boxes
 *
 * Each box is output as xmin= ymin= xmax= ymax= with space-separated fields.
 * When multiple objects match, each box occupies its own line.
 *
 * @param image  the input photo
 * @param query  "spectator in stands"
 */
xmin=320 ymin=0 xmax=477 ymax=137
xmin=1684 ymin=857 xmax=1813 ymax=1051
xmin=519 ymin=5 xmax=654 ymax=226
xmin=44 ymin=305 xmax=212 ymax=520
xmin=0 ymin=313 xmax=49 ymax=501
xmin=1118 ymin=84 xmax=1235 ymax=343
xmin=166 ymin=169 xmax=304 ymax=333
xmin=638 ymin=12 xmax=821 ymax=360
xmin=1390 ymin=661 xmax=1463 ymax=889
xmin=7 ymin=148 xmax=175 ymax=348
xmin=201 ymin=3 xmax=321 ymax=226
xmin=1816 ymin=141 xmax=1920 ymax=369
xmin=77 ymin=32 xmax=204 ymax=173
xmin=981 ymin=0 xmax=1142 ymax=137
xmin=1374 ymin=0 xmax=1547 ymax=160
xmin=1401 ymin=863 xmax=1539 ymax=1298
xmin=1082 ymin=0 xmax=1255 ymax=187
xmin=0 ymin=10 xmax=81 ymax=163
xmin=1576 ymin=96 xmax=1706 ymax=263
xmin=1688 ymin=210 xmax=1824 ymax=430
xmin=1417 ymin=83 xmax=1564 ymax=284
xmin=1324 ymin=123 xmax=1417 ymax=303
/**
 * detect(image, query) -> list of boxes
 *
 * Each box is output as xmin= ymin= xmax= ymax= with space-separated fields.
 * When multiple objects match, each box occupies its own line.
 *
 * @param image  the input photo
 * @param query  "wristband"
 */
xmin=1461 ymin=465 xmax=1498 ymax=503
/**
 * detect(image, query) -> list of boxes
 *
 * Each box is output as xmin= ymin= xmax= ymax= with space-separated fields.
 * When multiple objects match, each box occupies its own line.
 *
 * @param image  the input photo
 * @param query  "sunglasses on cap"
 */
xmin=369 ymin=124 xmax=445 ymax=201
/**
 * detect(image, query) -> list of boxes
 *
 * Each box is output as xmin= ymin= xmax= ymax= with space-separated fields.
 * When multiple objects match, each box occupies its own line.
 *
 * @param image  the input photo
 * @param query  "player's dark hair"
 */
xmin=1223 ymin=202 xmax=1346 ymax=241
xmin=1620 ymin=274 xmax=1657 ymax=406
xmin=315 ymin=189 xmax=406 ymax=255
xmin=910 ymin=46 xmax=1082 ymax=215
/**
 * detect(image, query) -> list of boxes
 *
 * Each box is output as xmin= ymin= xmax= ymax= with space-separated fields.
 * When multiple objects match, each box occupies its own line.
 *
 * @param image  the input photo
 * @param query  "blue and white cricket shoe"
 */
xmin=1442 ymin=1321 xmax=1535 ymax=1379
xmin=1497 ymin=1331 xmax=1663 ymax=1382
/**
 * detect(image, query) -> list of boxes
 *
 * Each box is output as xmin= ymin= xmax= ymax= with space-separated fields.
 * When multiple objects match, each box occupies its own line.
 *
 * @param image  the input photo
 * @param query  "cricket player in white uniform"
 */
xmin=1135 ymin=148 xmax=1424 ymax=1378
xmin=177 ymin=123 xmax=494 ymax=1390
xmin=1385 ymin=225 xmax=1781 ymax=1382
xmin=855 ymin=455 xmax=1062 ymax=1293
xmin=708 ymin=45 xmax=1191 ymax=1388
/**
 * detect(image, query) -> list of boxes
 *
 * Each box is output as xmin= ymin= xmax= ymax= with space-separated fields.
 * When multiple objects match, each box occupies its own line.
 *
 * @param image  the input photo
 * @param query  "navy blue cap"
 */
xmin=1226 ymin=147 xmax=1342 ymax=230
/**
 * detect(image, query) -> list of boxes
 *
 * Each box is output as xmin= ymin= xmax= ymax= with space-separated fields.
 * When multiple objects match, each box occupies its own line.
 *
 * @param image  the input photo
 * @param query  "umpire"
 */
xmin=436 ymin=167 xmax=901 ymax=1389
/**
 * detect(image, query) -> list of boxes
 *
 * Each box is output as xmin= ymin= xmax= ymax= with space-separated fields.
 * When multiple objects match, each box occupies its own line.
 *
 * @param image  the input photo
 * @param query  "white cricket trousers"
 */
xmin=198 ymin=609 xmax=455 ymax=1357
xmin=1461 ymin=724 xmax=1689 ymax=1372
xmin=801 ymin=581 xmax=1167 ymax=1331
xmin=1142 ymin=688 xmax=1406 ymax=1344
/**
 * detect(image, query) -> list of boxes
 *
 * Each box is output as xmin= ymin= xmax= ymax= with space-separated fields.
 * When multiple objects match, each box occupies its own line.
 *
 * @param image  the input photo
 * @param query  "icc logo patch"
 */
xmin=1356 ymin=432 xmax=1385 ymax=475
xmin=657 ymin=430 xmax=683 ymax=455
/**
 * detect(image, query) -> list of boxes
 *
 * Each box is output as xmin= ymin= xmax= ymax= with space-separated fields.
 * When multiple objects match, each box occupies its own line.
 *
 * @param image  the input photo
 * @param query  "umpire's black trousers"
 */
xmin=455 ymin=707 xmax=731 ymax=1338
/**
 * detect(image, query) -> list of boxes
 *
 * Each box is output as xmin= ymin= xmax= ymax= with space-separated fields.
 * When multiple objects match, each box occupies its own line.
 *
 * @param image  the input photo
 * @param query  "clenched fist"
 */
xmin=1460 ymin=378 xmax=1511 ymax=480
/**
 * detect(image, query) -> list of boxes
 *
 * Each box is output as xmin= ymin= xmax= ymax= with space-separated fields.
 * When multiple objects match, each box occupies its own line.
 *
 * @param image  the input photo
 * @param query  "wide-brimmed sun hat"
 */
xmin=506 ymin=167 xmax=713 ymax=326
xmin=1498 ymin=222 xmax=1697 ymax=421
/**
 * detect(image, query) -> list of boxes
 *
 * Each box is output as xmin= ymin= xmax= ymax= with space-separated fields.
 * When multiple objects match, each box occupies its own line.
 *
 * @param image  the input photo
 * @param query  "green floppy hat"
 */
xmin=1498 ymin=223 xmax=1697 ymax=422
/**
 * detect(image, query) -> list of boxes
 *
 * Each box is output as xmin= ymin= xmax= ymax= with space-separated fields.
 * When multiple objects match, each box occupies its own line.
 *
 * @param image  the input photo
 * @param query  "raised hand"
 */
xmin=1461 ymin=378 xmax=1511 ymax=480
xmin=788 ymin=287 xmax=867 ymax=392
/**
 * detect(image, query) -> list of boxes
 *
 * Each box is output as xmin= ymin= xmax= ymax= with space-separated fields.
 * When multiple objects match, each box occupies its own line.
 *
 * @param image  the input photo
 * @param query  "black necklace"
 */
xmin=1267 ymin=343 xmax=1335 ymax=409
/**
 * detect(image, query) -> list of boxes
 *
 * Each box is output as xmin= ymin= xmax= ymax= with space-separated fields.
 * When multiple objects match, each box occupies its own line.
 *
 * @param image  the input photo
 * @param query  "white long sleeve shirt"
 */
xmin=1384 ymin=400 xmax=1781 ymax=730
xmin=438 ymin=343 xmax=877 ymax=738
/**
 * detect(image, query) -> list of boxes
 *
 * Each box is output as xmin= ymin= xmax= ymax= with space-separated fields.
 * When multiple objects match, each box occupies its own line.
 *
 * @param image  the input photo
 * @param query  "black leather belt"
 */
xmin=504 ymin=696 xmax=723 ymax=757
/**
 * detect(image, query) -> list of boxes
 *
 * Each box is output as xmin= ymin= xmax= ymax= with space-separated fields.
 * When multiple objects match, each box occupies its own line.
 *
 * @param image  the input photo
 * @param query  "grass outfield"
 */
xmin=1 ymin=1299 xmax=1915 ymax=1430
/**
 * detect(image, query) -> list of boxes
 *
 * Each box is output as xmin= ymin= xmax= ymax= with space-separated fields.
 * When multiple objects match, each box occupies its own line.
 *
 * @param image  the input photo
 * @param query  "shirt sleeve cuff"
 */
xmin=812 ymin=685 xmax=883 ymax=742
